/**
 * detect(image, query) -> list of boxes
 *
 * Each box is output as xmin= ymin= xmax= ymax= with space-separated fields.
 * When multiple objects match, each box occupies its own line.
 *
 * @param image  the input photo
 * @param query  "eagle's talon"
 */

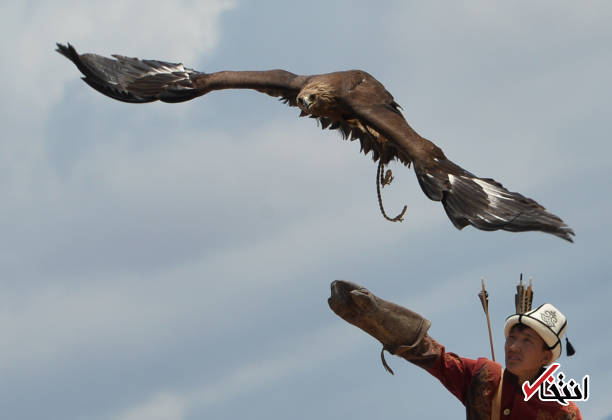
xmin=382 ymin=169 xmax=394 ymax=187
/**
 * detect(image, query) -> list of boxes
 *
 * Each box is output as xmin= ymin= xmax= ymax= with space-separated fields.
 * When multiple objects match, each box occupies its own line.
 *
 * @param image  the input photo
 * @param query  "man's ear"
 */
xmin=541 ymin=349 xmax=553 ymax=366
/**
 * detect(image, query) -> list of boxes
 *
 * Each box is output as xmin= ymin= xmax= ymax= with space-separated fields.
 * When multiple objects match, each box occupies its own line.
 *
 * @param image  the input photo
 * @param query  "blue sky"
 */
xmin=1 ymin=1 xmax=611 ymax=418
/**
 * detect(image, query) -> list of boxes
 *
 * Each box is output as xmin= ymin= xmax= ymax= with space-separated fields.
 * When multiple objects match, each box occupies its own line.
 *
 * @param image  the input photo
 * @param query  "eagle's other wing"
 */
xmin=56 ymin=43 xmax=308 ymax=105
xmin=344 ymin=99 xmax=575 ymax=242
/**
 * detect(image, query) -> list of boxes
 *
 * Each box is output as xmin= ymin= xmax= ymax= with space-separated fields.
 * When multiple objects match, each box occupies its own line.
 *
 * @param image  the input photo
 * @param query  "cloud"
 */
xmin=115 ymin=393 xmax=187 ymax=420
xmin=112 ymin=323 xmax=359 ymax=420
xmin=1 ymin=0 xmax=235 ymax=122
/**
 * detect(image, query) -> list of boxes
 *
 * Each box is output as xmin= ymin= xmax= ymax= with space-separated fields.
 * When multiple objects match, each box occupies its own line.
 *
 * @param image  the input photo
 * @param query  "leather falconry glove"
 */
xmin=328 ymin=280 xmax=431 ymax=374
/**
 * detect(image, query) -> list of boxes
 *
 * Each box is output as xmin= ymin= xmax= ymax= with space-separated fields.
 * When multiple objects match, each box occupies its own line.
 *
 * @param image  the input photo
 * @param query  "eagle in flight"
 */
xmin=56 ymin=43 xmax=574 ymax=242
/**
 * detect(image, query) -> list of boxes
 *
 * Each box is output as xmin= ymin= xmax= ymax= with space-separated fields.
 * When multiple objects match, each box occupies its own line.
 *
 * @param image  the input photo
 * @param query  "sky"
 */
xmin=1 ymin=0 xmax=611 ymax=419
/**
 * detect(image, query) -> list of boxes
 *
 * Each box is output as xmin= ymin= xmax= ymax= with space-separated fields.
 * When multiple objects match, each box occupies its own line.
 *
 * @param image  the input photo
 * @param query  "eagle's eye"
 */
xmin=308 ymin=93 xmax=316 ymax=102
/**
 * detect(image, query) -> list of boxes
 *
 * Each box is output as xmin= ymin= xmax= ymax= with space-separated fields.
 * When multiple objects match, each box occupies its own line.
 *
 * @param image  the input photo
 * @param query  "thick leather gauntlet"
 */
xmin=328 ymin=280 xmax=431 ymax=374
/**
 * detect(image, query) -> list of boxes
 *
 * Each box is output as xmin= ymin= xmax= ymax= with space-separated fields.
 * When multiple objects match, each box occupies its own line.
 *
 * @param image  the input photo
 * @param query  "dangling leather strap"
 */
xmin=491 ymin=368 xmax=504 ymax=420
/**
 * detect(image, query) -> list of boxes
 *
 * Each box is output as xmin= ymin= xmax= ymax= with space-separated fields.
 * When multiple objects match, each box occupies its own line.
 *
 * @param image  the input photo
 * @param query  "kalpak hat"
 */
xmin=504 ymin=303 xmax=571 ymax=362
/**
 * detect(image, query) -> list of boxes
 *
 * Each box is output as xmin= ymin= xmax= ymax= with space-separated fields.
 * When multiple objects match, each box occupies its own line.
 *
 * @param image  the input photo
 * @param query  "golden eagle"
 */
xmin=56 ymin=43 xmax=574 ymax=242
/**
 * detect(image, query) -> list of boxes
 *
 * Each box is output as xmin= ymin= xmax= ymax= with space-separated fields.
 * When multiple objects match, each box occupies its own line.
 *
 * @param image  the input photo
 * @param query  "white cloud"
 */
xmin=116 ymin=392 xmax=187 ymax=420
xmin=1 ymin=0 xmax=235 ymax=118
xmin=112 ymin=323 xmax=359 ymax=420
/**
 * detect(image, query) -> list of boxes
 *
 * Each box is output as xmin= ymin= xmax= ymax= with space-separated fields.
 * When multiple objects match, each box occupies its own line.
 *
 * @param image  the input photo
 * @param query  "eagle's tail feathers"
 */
xmin=414 ymin=159 xmax=575 ymax=242
xmin=56 ymin=43 xmax=203 ymax=104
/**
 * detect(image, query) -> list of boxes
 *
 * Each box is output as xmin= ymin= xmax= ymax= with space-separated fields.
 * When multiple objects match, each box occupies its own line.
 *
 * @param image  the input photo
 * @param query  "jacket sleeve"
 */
xmin=395 ymin=335 xmax=483 ymax=404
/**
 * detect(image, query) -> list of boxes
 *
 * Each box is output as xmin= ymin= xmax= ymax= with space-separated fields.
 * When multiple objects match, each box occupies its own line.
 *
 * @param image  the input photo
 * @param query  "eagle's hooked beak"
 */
xmin=298 ymin=94 xmax=314 ymax=111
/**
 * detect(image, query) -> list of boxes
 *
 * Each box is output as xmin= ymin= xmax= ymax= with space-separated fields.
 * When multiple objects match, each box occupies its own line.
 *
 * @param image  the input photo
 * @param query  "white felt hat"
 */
xmin=504 ymin=303 xmax=568 ymax=362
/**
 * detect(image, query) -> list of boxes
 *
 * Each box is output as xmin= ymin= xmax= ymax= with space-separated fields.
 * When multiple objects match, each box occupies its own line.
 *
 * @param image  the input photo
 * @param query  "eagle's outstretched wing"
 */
xmin=55 ymin=43 xmax=308 ymax=104
xmin=344 ymin=98 xmax=575 ymax=242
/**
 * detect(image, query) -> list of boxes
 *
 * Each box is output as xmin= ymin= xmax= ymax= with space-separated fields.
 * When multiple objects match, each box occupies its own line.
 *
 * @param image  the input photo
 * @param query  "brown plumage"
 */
xmin=56 ymin=43 xmax=575 ymax=242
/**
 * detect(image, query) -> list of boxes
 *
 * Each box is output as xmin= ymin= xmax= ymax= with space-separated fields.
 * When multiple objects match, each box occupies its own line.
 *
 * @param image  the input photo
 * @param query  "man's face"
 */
xmin=505 ymin=325 xmax=552 ymax=380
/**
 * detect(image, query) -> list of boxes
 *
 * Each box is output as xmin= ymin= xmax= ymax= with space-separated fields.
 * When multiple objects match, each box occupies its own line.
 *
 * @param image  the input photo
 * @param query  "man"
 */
xmin=328 ymin=280 xmax=582 ymax=419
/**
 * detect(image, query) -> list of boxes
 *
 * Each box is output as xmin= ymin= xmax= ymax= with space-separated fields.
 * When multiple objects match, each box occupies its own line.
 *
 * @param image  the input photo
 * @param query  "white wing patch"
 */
xmin=472 ymin=178 xmax=512 ymax=203
xmin=472 ymin=178 xmax=516 ymax=221
xmin=448 ymin=175 xmax=513 ymax=221
xmin=145 ymin=63 xmax=187 ymax=77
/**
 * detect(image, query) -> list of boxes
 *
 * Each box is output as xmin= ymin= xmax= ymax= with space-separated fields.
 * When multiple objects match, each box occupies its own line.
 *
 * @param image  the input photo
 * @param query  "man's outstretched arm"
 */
xmin=327 ymin=280 xmax=486 ymax=405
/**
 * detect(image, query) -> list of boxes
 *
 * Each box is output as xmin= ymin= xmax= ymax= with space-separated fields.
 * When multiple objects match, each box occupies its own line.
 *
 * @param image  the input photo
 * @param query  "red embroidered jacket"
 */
xmin=397 ymin=336 xmax=582 ymax=419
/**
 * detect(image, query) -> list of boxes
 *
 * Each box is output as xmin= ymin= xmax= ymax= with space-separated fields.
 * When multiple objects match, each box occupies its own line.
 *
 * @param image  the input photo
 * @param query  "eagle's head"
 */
xmin=297 ymin=81 xmax=336 ymax=116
